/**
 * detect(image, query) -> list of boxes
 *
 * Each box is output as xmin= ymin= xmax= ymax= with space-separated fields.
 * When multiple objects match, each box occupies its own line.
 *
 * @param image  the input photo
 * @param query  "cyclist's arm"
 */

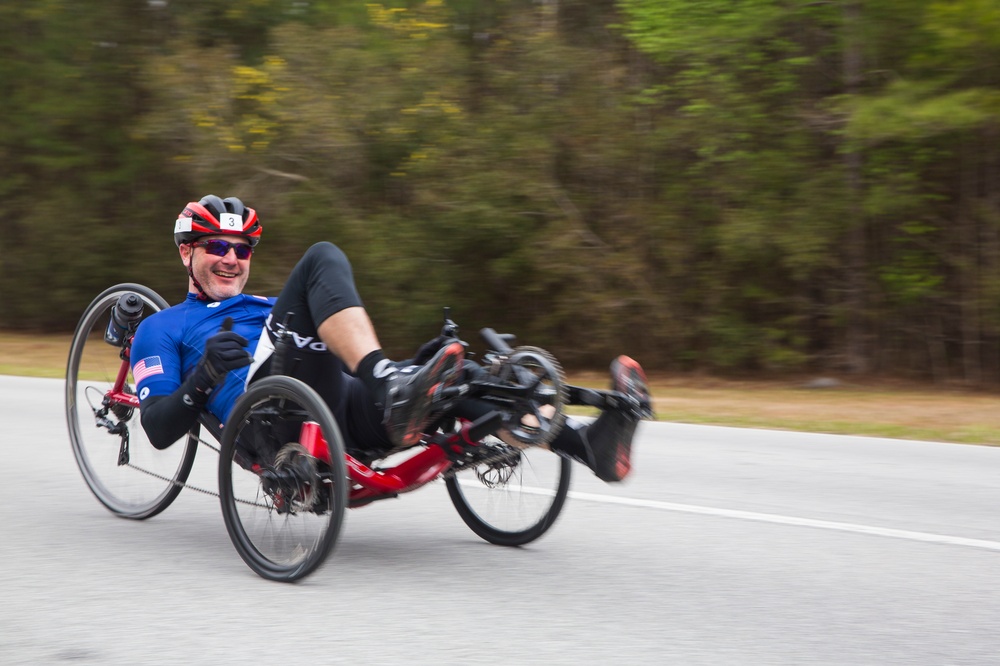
xmin=131 ymin=312 xmax=205 ymax=449
xmin=139 ymin=374 xmax=209 ymax=449
xmin=133 ymin=314 xmax=252 ymax=449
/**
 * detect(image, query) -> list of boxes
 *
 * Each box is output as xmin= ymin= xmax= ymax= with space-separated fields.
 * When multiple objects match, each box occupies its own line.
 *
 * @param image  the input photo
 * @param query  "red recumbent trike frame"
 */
xmin=68 ymin=284 xmax=647 ymax=581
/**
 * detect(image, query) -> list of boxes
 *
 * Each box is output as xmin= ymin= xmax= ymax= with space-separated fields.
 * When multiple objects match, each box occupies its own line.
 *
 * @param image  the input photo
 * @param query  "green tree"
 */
xmin=0 ymin=1 xmax=185 ymax=328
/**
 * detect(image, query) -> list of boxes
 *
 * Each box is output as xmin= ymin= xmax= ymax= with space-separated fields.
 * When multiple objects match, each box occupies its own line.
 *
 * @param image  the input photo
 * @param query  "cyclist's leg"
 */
xmin=553 ymin=356 xmax=650 ymax=482
xmin=255 ymin=243 xmax=460 ymax=451
xmin=266 ymin=241 xmax=365 ymax=367
xmin=339 ymin=377 xmax=394 ymax=462
xmin=540 ymin=416 xmax=639 ymax=483
xmin=268 ymin=242 xmax=463 ymax=444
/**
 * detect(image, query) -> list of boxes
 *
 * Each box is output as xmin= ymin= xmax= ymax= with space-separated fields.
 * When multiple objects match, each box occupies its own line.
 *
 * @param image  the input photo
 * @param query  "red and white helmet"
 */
xmin=173 ymin=194 xmax=262 ymax=247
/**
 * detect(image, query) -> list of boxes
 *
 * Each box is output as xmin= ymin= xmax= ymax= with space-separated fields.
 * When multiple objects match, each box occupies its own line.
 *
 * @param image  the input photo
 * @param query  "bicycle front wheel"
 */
xmin=219 ymin=376 xmax=348 ymax=582
xmin=66 ymin=284 xmax=198 ymax=519
xmin=446 ymin=442 xmax=572 ymax=546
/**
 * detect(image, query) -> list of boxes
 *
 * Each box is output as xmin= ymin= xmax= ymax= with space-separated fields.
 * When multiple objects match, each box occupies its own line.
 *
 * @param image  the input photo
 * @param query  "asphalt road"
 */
xmin=3 ymin=375 xmax=1000 ymax=665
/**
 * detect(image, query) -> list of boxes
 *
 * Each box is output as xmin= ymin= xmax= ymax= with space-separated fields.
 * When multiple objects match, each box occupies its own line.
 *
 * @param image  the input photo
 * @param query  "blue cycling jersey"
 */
xmin=131 ymin=293 xmax=276 ymax=424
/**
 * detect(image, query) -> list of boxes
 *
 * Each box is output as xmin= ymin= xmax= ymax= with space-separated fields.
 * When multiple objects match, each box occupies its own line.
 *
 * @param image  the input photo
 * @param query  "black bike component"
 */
xmin=480 ymin=327 xmax=515 ymax=354
xmin=269 ymin=311 xmax=294 ymax=377
xmin=492 ymin=346 xmax=567 ymax=447
xmin=219 ymin=375 xmax=348 ymax=582
xmin=432 ymin=411 xmax=505 ymax=463
xmin=259 ymin=443 xmax=320 ymax=513
xmin=566 ymin=385 xmax=651 ymax=419
xmin=441 ymin=307 xmax=458 ymax=338
xmin=116 ymin=426 xmax=130 ymax=466
xmin=66 ymin=283 xmax=199 ymax=519
xmin=467 ymin=411 xmax=503 ymax=442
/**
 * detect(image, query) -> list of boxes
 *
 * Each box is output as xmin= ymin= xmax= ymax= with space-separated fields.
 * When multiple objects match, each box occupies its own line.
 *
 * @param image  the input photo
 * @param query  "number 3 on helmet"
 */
xmin=173 ymin=194 xmax=262 ymax=247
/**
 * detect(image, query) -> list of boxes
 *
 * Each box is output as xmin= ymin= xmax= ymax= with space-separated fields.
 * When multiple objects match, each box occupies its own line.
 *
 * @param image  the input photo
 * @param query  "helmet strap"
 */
xmin=185 ymin=251 xmax=210 ymax=301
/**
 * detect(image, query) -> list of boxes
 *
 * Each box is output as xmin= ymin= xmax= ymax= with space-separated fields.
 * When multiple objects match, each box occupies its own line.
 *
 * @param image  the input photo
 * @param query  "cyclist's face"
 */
xmin=181 ymin=235 xmax=251 ymax=301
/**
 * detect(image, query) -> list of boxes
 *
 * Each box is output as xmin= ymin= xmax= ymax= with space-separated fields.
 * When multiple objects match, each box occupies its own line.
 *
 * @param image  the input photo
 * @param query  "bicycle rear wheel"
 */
xmin=66 ymin=284 xmax=198 ymax=519
xmin=219 ymin=376 xmax=348 ymax=582
xmin=446 ymin=441 xmax=572 ymax=546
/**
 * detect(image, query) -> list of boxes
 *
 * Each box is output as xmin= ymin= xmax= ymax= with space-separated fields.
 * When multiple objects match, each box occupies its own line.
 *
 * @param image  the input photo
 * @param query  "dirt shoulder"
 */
xmin=7 ymin=332 xmax=999 ymax=445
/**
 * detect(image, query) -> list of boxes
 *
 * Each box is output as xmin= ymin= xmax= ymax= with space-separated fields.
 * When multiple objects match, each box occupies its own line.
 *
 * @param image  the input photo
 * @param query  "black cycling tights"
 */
xmin=259 ymin=241 xmax=392 ymax=454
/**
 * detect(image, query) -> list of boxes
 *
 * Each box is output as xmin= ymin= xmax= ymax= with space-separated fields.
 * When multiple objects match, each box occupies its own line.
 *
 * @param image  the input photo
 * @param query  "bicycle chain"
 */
xmin=123 ymin=435 xmax=270 ymax=508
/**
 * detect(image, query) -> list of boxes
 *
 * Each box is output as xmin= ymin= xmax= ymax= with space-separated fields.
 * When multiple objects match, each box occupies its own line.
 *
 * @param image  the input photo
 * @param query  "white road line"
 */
xmin=566 ymin=489 xmax=1000 ymax=552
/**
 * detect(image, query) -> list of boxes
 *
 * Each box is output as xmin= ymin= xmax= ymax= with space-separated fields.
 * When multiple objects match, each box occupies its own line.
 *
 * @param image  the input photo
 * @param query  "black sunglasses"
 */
xmin=191 ymin=239 xmax=254 ymax=260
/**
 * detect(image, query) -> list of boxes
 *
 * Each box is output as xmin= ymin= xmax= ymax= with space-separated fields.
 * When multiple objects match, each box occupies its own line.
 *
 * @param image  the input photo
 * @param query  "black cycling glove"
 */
xmin=191 ymin=317 xmax=253 ymax=397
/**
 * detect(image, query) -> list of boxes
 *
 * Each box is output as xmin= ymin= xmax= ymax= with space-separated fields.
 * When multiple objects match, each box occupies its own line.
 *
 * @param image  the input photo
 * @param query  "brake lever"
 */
xmin=441 ymin=306 xmax=459 ymax=338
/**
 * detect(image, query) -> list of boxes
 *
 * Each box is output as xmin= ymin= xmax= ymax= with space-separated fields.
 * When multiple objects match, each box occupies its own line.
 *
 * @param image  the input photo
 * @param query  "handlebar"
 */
xmin=479 ymin=327 xmax=516 ymax=354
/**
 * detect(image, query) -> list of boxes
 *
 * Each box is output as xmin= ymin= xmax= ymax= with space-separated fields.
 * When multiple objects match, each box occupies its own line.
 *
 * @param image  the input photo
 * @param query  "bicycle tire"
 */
xmin=218 ymin=375 xmax=348 ymax=582
xmin=446 ymin=444 xmax=572 ymax=546
xmin=66 ymin=283 xmax=198 ymax=519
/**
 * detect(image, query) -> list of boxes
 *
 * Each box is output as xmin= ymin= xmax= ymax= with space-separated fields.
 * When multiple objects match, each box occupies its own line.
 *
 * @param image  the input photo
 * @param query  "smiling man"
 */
xmin=176 ymin=199 xmax=255 ymax=301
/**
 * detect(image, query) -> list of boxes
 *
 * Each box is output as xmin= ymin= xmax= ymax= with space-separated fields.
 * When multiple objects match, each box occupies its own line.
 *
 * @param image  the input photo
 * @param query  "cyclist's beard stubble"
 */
xmin=189 ymin=253 xmax=249 ymax=301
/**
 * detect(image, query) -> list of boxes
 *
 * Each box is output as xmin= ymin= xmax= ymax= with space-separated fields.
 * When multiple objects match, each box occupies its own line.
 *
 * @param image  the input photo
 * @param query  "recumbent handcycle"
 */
xmin=66 ymin=283 xmax=639 ymax=582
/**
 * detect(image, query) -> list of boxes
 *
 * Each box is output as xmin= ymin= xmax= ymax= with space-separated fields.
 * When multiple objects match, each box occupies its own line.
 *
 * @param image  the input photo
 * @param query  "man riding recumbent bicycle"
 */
xmin=65 ymin=195 xmax=653 ymax=581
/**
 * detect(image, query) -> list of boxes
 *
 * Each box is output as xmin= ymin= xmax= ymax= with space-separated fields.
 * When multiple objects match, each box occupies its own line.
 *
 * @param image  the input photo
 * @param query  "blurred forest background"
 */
xmin=2 ymin=0 xmax=1000 ymax=382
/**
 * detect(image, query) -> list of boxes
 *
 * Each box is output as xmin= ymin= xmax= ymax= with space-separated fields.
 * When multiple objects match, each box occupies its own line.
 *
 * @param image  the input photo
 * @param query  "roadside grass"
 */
xmin=5 ymin=332 xmax=999 ymax=445
xmin=566 ymin=372 xmax=1000 ymax=446
xmin=0 ymin=332 xmax=73 ymax=379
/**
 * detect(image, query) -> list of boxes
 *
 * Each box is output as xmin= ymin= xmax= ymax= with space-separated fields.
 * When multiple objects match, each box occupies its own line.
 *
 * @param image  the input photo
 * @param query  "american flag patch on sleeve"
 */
xmin=133 ymin=356 xmax=164 ymax=383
